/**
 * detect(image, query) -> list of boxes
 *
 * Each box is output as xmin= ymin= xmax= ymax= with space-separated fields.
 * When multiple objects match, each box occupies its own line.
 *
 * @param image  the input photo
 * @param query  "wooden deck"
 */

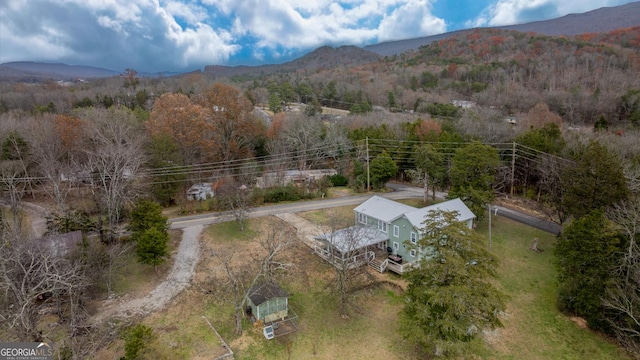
xmin=313 ymin=245 xmax=414 ymax=274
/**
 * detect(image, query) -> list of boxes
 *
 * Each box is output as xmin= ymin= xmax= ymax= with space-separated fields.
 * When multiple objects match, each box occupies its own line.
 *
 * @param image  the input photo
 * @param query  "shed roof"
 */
xmin=353 ymin=195 xmax=417 ymax=223
xmin=248 ymin=282 xmax=289 ymax=306
xmin=404 ymin=198 xmax=476 ymax=228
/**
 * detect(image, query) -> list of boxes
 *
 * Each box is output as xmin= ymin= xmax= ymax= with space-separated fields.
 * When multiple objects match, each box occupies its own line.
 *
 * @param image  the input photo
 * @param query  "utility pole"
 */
xmin=366 ymin=137 xmax=370 ymax=192
xmin=510 ymin=141 xmax=516 ymax=196
xmin=488 ymin=204 xmax=492 ymax=252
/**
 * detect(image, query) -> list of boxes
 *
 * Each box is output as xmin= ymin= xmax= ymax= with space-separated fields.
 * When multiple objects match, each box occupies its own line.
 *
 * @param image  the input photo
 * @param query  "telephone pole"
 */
xmin=366 ymin=137 xmax=370 ymax=192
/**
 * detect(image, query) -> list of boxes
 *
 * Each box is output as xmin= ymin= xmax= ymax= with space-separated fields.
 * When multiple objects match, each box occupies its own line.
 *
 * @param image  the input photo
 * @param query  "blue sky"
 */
xmin=0 ymin=0 xmax=637 ymax=73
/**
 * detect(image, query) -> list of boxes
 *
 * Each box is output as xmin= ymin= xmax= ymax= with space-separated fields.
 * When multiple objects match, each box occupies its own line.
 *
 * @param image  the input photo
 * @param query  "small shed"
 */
xmin=247 ymin=282 xmax=289 ymax=323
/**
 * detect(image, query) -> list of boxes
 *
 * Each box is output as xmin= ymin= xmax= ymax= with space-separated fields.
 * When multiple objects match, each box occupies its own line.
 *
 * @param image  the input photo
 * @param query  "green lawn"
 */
xmin=474 ymin=213 xmax=630 ymax=360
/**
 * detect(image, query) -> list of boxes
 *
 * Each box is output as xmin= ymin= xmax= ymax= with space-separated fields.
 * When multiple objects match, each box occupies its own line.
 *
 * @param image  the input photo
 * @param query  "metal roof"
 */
xmin=404 ymin=198 xmax=476 ymax=228
xmin=353 ymin=195 xmax=417 ymax=223
xmin=316 ymin=225 xmax=388 ymax=253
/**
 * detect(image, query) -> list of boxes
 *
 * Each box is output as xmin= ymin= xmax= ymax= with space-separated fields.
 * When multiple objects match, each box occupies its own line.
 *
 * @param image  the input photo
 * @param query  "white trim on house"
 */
xmin=410 ymin=231 xmax=417 ymax=244
xmin=358 ymin=213 xmax=367 ymax=224
xmin=378 ymin=220 xmax=387 ymax=233
xmin=393 ymin=225 xmax=399 ymax=237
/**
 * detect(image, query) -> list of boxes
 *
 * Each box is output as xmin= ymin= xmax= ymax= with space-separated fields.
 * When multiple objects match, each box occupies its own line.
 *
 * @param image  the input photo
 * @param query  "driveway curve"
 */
xmin=92 ymin=225 xmax=203 ymax=323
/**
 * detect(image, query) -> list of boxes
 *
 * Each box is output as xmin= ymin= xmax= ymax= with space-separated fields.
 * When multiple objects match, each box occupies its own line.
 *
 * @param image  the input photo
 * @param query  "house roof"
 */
xmin=404 ymin=198 xmax=476 ymax=228
xmin=353 ymin=195 xmax=417 ymax=223
xmin=316 ymin=225 xmax=388 ymax=253
xmin=248 ymin=282 xmax=289 ymax=306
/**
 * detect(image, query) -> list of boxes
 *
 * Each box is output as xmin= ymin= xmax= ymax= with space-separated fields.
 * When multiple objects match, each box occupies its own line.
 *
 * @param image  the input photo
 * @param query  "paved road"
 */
xmin=169 ymin=183 xmax=563 ymax=235
xmin=169 ymin=188 xmax=423 ymax=229
xmin=491 ymin=205 xmax=562 ymax=235
xmin=388 ymin=183 xmax=562 ymax=235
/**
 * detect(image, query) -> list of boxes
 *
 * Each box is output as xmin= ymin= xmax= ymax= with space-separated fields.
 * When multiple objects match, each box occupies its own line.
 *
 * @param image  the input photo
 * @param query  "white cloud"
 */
xmin=2 ymin=0 xmax=633 ymax=71
xmin=473 ymin=0 xmax=635 ymax=27
xmin=378 ymin=0 xmax=446 ymax=42
xmin=0 ymin=0 xmax=241 ymax=71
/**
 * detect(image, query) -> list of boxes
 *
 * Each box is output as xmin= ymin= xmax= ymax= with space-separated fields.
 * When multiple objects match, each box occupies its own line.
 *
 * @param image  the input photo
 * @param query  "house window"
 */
xmin=393 ymin=242 xmax=399 ymax=251
xmin=378 ymin=220 xmax=387 ymax=233
xmin=393 ymin=225 xmax=399 ymax=237
xmin=410 ymin=249 xmax=417 ymax=257
xmin=410 ymin=232 xmax=417 ymax=244
xmin=358 ymin=212 xmax=367 ymax=224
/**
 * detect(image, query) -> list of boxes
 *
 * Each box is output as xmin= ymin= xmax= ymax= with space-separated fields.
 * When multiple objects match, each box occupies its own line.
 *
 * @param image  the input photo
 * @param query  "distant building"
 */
xmin=504 ymin=116 xmax=517 ymax=125
xmin=186 ymin=183 xmax=215 ymax=201
xmin=256 ymin=169 xmax=337 ymax=189
xmin=451 ymin=100 xmax=476 ymax=109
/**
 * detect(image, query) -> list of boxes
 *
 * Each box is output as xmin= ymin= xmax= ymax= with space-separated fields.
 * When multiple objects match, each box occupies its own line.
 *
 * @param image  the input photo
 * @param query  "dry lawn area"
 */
xmin=102 ymin=216 xmax=414 ymax=359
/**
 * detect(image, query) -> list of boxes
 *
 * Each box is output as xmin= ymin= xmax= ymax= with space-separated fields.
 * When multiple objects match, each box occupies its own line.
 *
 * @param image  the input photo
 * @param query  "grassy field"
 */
xmin=100 ymin=206 xmax=630 ymax=359
xmin=474 ymin=214 xmax=630 ymax=359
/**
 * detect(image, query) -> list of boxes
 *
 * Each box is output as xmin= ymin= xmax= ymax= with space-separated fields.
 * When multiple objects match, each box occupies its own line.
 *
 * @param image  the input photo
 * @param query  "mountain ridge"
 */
xmin=365 ymin=1 xmax=640 ymax=56
xmin=2 ymin=2 xmax=640 ymax=81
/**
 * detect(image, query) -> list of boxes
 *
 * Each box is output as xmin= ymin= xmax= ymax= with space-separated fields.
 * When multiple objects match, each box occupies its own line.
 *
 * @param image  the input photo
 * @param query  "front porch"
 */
xmin=313 ymin=243 xmax=415 ymax=275
xmin=313 ymin=244 xmax=375 ymax=271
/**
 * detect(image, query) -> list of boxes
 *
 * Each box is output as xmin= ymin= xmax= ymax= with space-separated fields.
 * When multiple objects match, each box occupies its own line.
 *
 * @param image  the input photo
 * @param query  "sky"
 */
xmin=0 ymin=0 xmax=637 ymax=73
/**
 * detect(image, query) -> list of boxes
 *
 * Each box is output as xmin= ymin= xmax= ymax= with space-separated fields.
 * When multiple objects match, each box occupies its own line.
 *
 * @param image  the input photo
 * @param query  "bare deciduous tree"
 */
xmin=0 ymin=233 xmax=89 ymax=341
xmin=604 ymin=199 xmax=640 ymax=355
xmin=0 ymin=160 xmax=28 ymax=237
xmin=217 ymin=178 xmax=252 ymax=231
xmin=258 ymin=222 xmax=296 ymax=281
xmin=78 ymin=107 xmax=146 ymax=240
xmin=321 ymin=209 xmax=374 ymax=318
xmin=26 ymin=115 xmax=79 ymax=214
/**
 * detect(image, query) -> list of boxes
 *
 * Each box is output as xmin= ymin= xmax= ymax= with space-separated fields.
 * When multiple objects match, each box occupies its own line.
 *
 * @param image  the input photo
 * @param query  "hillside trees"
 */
xmin=401 ymin=210 xmax=505 ymax=356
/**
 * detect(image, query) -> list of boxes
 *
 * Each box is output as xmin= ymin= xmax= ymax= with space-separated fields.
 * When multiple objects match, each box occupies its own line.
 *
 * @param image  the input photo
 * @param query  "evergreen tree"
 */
xmin=401 ymin=210 xmax=505 ymax=356
xmin=561 ymin=141 xmax=629 ymax=219
xmin=128 ymin=199 xmax=169 ymax=267
xmin=135 ymin=227 xmax=169 ymax=268
xmin=555 ymin=210 xmax=620 ymax=329
xmin=369 ymin=151 xmax=398 ymax=189
xmin=448 ymin=142 xmax=500 ymax=219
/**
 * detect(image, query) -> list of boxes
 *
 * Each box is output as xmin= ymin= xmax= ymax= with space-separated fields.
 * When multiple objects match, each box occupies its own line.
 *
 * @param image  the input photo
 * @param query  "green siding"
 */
xmin=254 ymin=297 xmax=288 ymax=323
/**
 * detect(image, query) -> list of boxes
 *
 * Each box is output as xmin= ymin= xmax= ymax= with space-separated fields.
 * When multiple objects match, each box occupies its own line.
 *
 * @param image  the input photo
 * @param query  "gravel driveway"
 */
xmin=92 ymin=225 xmax=203 ymax=323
